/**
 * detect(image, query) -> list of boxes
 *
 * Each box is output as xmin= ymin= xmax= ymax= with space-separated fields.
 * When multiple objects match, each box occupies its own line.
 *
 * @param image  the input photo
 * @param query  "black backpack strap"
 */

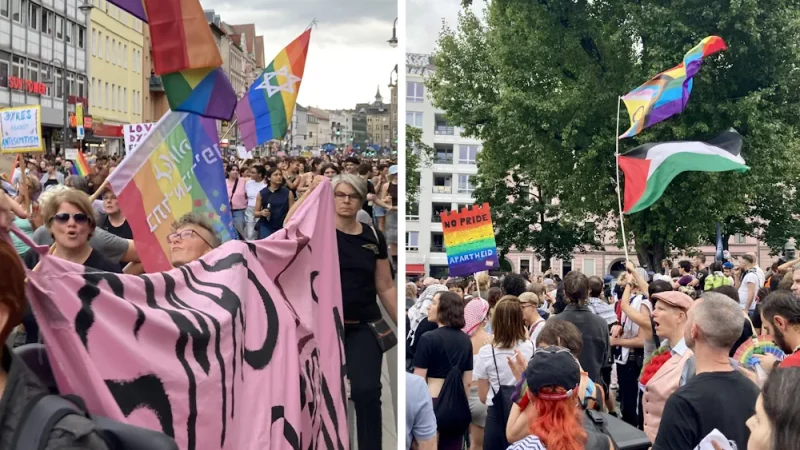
xmin=12 ymin=393 xmax=87 ymax=450
xmin=585 ymin=410 xmax=619 ymax=450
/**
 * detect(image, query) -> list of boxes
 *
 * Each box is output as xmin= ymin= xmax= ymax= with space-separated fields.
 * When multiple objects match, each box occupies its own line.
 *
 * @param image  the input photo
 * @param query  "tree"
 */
xmin=428 ymin=0 xmax=800 ymax=270
xmin=405 ymin=125 xmax=433 ymax=214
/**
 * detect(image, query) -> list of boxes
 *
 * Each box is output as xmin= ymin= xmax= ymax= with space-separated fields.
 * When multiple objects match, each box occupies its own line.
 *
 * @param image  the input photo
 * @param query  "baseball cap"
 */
xmin=651 ymin=291 xmax=693 ymax=310
xmin=462 ymin=298 xmax=489 ymax=336
xmin=723 ymin=261 xmax=734 ymax=269
xmin=388 ymin=165 xmax=398 ymax=175
xmin=678 ymin=275 xmax=693 ymax=287
xmin=603 ymin=275 xmax=614 ymax=284
xmin=524 ymin=346 xmax=580 ymax=400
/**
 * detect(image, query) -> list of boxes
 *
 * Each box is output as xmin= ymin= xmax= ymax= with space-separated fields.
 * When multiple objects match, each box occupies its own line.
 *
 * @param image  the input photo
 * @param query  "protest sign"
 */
xmin=0 ymin=105 xmax=44 ymax=153
xmin=123 ymin=122 xmax=156 ymax=153
xmin=64 ymin=148 xmax=79 ymax=160
xmin=235 ymin=145 xmax=251 ymax=160
xmin=441 ymin=203 xmax=500 ymax=276
xmin=108 ymin=111 xmax=235 ymax=272
xmin=24 ymin=181 xmax=348 ymax=450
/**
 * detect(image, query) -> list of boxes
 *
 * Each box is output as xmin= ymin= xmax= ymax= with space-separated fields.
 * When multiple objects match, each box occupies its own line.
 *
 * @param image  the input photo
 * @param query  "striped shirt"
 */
xmin=508 ymin=436 xmax=547 ymax=450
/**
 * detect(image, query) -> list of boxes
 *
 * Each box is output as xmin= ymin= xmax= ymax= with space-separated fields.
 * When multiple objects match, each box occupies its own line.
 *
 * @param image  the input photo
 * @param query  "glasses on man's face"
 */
xmin=51 ymin=212 xmax=89 ymax=224
xmin=167 ymin=229 xmax=212 ymax=248
xmin=334 ymin=192 xmax=361 ymax=202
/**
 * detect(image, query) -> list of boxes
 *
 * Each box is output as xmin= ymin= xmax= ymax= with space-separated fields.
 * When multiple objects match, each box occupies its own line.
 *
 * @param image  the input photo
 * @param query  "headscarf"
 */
xmin=406 ymin=284 xmax=447 ymax=345
xmin=462 ymin=298 xmax=489 ymax=336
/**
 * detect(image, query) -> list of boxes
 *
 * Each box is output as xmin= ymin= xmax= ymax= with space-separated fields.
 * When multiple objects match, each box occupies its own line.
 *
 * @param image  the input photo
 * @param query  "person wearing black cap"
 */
xmin=506 ymin=347 xmax=613 ymax=450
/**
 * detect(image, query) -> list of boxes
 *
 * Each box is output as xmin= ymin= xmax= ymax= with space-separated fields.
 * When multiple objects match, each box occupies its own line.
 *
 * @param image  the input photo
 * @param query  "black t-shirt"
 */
xmin=412 ymin=326 xmax=473 ymax=378
xmin=652 ymin=371 xmax=759 ymax=450
xmin=338 ymin=222 xmax=388 ymax=322
xmin=43 ymin=178 xmax=60 ymax=191
xmin=695 ymin=268 xmax=709 ymax=292
xmin=408 ymin=317 xmax=438 ymax=361
xmin=83 ymin=249 xmax=123 ymax=273
xmin=101 ymin=216 xmax=133 ymax=240
xmin=730 ymin=319 xmax=755 ymax=358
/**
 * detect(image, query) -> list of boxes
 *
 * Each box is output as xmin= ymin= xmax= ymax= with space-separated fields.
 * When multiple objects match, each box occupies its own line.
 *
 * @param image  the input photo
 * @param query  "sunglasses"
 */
xmin=51 ymin=212 xmax=90 ymax=224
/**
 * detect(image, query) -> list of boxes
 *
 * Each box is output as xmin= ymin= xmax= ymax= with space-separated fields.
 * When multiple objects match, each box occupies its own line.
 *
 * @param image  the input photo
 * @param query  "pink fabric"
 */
xmin=226 ymin=178 xmax=248 ymax=211
xmin=642 ymin=349 xmax=693 ymax=442
xmin=462 ymin=298 xmax=489 ymax=336
xmin=24 ymin=182 xmax=348 ymax=450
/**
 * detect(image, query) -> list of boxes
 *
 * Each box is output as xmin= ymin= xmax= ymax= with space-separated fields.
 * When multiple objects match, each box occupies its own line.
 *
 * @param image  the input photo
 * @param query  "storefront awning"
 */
xmin=406 ymin=264 xmax=425 ymax=275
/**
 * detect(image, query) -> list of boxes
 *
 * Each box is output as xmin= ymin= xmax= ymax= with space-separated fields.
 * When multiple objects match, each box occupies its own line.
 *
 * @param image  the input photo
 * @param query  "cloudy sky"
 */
xmin=406 ymin=0 xmax=484 ymax=55
xmin=200 ymin=0 xmax=398 ymax=110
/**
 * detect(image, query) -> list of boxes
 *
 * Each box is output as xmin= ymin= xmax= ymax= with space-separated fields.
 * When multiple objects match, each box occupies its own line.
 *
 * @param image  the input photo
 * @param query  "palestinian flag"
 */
xmin=620 ymin=129 xmax=749 ymax=214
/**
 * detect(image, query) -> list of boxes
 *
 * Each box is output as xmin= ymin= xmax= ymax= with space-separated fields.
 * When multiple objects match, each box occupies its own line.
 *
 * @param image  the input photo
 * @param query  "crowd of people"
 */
xmin=405 ymin=254 xmax=800 ymax=450
xmin=0 ymin=149 xmax=399 ymax=449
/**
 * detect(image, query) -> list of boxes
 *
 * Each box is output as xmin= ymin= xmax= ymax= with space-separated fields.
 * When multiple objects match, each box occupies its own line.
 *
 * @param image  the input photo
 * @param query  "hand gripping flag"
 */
xmin=619 ymin=129 xmax=749 ymax=213
xmin=105 ymin=0 xmax=236 ymax=120
xmin=619 ymin=36 xmax=727 ymax=139
xmin=237 ymin=29 xmax=311 ymax=150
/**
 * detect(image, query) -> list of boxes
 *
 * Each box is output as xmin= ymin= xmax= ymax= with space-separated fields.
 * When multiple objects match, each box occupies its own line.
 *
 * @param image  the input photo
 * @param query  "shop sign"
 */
xmin=68 ymin=95 xmax=88 ymax=106
xmin=69 ymin=113 xmax=93 ymax=129
xmin=8 ymin=76 xmax=47 ymax=95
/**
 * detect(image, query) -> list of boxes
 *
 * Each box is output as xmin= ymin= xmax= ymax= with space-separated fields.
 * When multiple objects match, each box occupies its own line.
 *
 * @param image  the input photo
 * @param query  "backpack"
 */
xmin=13 ymin=344 xmax=178 ymax=450
xmin=431 ymin=333 xmax=471 ymax=437
xmin=487 ymin=346 xmax=517 ymax=449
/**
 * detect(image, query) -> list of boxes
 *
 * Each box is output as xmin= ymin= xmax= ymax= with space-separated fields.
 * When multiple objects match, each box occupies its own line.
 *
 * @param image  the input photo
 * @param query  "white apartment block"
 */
xmin=405 ymin=53 xmax=482 ymax=279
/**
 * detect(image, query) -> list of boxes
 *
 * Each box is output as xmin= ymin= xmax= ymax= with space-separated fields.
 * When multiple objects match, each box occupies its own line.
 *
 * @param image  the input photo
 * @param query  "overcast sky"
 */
xmin=200 ymin=0 xmax=398 ymax=110
xmin=406 ymin=0 xmax=484 ymax=55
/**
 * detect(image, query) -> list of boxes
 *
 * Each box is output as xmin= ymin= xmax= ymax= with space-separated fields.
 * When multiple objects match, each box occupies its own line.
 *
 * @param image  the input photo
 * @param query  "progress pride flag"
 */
xmin=25 ymin=182 xmax=348 ymax=450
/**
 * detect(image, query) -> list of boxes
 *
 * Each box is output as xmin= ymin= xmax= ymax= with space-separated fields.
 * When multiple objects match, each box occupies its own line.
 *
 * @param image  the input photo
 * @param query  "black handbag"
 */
xmin=489 ymin=346 xmax=516 ymax=447
xmin=367 ymin=318 xmax=397 ymax=353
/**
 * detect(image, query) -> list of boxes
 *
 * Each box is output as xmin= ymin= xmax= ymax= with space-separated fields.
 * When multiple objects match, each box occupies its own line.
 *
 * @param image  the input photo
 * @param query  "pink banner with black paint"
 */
xmin=24 ymin=181 xmax=348 ymax=450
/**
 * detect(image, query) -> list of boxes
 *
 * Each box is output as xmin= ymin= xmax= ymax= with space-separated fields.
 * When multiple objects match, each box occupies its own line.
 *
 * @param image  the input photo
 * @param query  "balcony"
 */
xmin=407 ymin=215 xmax=419 ymax=221
xmin=149 ymin=75 xmax=164 ymax=92
xmin=430 ymin=244 xmax=446 ymax=253
xmin=432 ymin=185 xmax=452 ymax=194
xmin=433 ymin=154 xmax=453 ymax=164
xmin=431 ymin=202 xmax=451 ymax=222
xmin=434 ymin=125 xmax=455 ymax=136
xmin=406 ymin=244 xmax=419 ymax=252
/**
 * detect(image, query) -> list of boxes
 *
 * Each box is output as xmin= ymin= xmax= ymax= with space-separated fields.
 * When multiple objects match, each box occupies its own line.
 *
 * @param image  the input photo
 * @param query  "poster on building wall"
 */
xmin=441 ymin=203 xmax=500 ymax=277
xmin=0 ymin=105 xmax=44 ymax=153
xmin=123 ymin=122 xmax=156 ymax=154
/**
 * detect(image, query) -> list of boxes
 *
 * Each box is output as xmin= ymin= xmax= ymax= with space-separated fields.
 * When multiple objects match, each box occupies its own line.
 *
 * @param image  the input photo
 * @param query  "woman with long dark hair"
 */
xmin=254 ymin=167 xmax=293 ymax=239
xmin=747 ymin=367 xmax=800 ymax=450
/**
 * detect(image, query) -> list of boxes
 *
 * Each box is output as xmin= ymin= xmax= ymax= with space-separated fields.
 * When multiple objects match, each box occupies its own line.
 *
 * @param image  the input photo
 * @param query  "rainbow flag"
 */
xmin=619 ymin=36 xmax=727 ymax=139
xmin=106 ymin=111 xmax=235 ymax=272
xmin=70 ymin=150 xmax=90 ymax=177
xmin=440 ymin=203 xmax=500 ymax=277
xmin=105 ymin=0 xmax=236 ymax=120
xmin=237 ymin=29 xmax=311 ymax=150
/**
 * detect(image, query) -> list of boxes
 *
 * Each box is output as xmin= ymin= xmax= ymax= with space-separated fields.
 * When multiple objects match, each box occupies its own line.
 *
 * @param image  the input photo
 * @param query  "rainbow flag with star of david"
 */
xmin=236 ymin=28 xmax=311 ymax=150
xmin=106 ymin=111 xmax=236 ymax=272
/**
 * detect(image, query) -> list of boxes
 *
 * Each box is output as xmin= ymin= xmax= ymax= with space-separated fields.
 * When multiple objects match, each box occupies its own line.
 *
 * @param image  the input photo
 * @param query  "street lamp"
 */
xmin=388 ymin=64 xmax=398 ymax=152
xmin=42 ymin=58 xmax=68 ymax=153
xmin=78 ymin=0 xmax=93 ymax=13
xmin=388 ymin=18 xmax=398 ymax=48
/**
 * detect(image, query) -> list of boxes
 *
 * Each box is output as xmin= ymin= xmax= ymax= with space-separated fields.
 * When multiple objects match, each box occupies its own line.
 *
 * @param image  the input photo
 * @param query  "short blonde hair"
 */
xmin=519 ymin=292 xmax=541 ymax=308
xmin=331 ymin=174 xmax=367 ymax=200
xmin=42 ymin=188 xmax=98 ymax=236
xmin=171 ymin=213 xmax=222 ymax=248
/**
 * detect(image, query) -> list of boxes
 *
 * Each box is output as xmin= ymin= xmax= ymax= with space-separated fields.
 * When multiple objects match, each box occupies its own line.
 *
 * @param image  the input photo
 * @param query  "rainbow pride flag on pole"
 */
xmin=105 ymin=0 xmax=236 ymax=120
xmin=107 ymin=111 xmax=236 ymax=272
xmin=619 ymin=36 xmax=727 ymax=139
xmin=237 ymin=28 xmax=312 ymax=150
xmin=440 ymin=203 xmax=500 ymax=277
xmin=69 ymin=150 xmax=91 ymax=177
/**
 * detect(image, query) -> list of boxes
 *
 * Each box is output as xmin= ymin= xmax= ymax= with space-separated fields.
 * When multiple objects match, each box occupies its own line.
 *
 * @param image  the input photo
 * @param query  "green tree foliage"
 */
xmin=429 ymin=0 xmax=800 ymax=269
xmin=405 ymin=125 xmax=433 ymax=213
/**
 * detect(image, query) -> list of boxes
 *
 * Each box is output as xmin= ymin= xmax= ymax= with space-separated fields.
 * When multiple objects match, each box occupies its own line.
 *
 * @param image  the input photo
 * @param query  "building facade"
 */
xmin=287 ymin=103 xmax=307 ymax=151
xmin=405 ymin=53 xmax=482 ymax=278
xmin=141 ymin=25 xmax=167 ymax=123
xmin=88 ymin=0 xmax=143 ymax=154
xmin=0 ymin=0 xmax=89 ymax=153
xmin=306 ymin=106 xmax=330 ymax=147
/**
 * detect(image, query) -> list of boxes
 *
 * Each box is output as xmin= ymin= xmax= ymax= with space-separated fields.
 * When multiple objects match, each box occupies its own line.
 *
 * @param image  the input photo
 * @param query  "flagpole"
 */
xmin=615 ymin=95 xmax=630 ymax=262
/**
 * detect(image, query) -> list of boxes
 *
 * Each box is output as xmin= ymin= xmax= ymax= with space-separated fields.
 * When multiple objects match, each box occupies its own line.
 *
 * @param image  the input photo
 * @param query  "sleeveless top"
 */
xmin=258 ymin=186 xmax=291 ymax=229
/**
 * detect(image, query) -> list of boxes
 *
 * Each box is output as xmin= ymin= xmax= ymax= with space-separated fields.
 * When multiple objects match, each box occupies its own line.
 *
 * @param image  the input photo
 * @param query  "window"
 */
xmin=406 ymin=111 xmax=423 ymax=128
xmin=406 ymin=232 xmax=419 ymax=252
xmin=123 ymin=44 xmax=127 ymax=68
xmin=40 ymin=65 xmax=50 ymax=96
xmin=520 ymin=259 xmax=531 ymax=274
xmin=111 ymin=39 xmax=115 ymax=64
xmin=43 ymin=10 xmax=53 ymax=35
xmin=734 ymin=234 xmax=747 ymax=244
xmin=78 ymin=77 xmax=84 ymax=98
xmin=78 ymin=26 xmax=85 ymax=49
xmin=105 ymin=36 xmax=109 ymax=60
xmin=118 ymin=87 xmax=122 ymax=112
xmin=55 ymin=68 xmax=63 ymax=99
xmin=111 ymin=84 xmax=116 ymax=110
xmin=0 ymin=54 xmax=8 ymax=88
xmin=66 ymin=21 xmax=74 ymax=44
xmin=11 ymin=55 xmax=23 ymax=78
xmin=0 ymin=0 xmax=8 ymax=18
xmin=92 ymin=30 xmax=97 ymax=55
xmin=458 ymin=145 xmax=479 ymax=164
xmin=28 ymin=2 xmax=38 ymax=30
xmin=90 ymin=77 xmax=95 ymax=106
xmin=66 ymin=72 xmax=74 ymax=96
xmin=407 ymin=81 xmax=424 ymax=102
xmin=10 ymin=0 xmax=21 ymax=22
xmin=27 ymin=61 xmax=38 ymax=83
xmin=104 ymin=82 xmax=108 ymax=109
xmin=583 ymin=258 xmax=596 ymax=277
xmin=117 ymin=42 xmax=122 ymax=66
xmin=55 ymin=15 xmax=63 ymax=39
xmin=457 ymin=175 xmax=475 ymax=195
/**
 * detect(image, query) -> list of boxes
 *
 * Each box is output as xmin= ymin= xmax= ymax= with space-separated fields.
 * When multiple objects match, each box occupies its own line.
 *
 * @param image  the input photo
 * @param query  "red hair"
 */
xmin=0 ymin=239 xmax=26 ymax=347
xmin=528 ymin=387 xmax=587 ymax=450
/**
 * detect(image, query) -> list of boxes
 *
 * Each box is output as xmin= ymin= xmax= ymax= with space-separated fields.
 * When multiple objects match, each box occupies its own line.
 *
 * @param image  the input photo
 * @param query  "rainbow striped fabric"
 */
xmin=620 ymin=36 xmax=727 ymax=139
xmin=237 ymin=29 xmax=311 ymax=150
xmin=440 ymin=203 xmax=499 ymax=277
xmin=70 ymin=150 xmax=90 ymax=177
xmin=107 ymin=0 xmax=236 ymax=120
xmin=107 ymin=111 xmax=235 ymax=272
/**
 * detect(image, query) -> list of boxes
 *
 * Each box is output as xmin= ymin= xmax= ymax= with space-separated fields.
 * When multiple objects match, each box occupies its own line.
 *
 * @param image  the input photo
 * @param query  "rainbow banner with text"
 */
xmin=107 ymin=111 xmax=236 ymax=272
xmin=441 ymin=203 xmax=499 ymax=277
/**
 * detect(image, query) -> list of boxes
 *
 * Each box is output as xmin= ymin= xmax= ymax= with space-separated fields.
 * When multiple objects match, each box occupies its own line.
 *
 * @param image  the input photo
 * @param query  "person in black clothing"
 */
xmin=554 ymin=271 xmax=609 ymax=385
xmin=99 ymin=190 xmax=132 ymax=270
xmin=254 ymin=168 xmax=293 ymax=239
xmin=413 ymin=291 xmax=472 ymax=450
xmin=324 ymin=173 xmax=397 ymax=450
xmin=653 ymin=292 xmax=759 ymax=450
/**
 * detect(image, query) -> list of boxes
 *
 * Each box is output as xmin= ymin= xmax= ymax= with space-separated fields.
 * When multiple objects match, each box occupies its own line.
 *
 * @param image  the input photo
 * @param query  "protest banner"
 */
xmin=107 ymin=111 xmax=236 ymax=272
xmin=123 ymin=122 xmax=156 ymax=153
xmin=64 ymin=148 xmax=79 ymax=160
xmin=235 ymin=145 xmax=251 ymax=160
xmin=441 ymin=202 xmax=500 ymax=277
xmin=0 ymin=105 xmax=44 ymax=153
xmin=23 ymin=181 xmax=348 ymax=450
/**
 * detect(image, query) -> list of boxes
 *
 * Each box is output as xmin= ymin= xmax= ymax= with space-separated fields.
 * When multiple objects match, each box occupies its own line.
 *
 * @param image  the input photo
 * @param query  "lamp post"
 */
xmin=388 ymin=64 xmax=398 ymax=153
xmin=388 ymin=18 xmax=398 ymax=48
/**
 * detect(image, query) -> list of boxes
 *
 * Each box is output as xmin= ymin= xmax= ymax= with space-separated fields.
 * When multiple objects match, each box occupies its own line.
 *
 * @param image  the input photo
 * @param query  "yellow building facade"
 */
xmin=88 ymin=0 xmax=143 ymax=154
